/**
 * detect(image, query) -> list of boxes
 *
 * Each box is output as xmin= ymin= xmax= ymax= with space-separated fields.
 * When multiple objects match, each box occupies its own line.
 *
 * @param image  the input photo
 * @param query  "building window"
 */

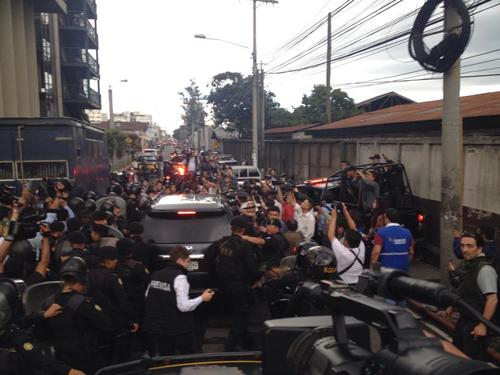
xmin=42 ymin=38 xmax=51 ymax=62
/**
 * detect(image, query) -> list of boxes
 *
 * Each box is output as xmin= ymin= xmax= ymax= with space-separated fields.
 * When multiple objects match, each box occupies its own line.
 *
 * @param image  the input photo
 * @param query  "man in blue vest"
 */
xmin=370 ymin=208 xmax=414 ymax=272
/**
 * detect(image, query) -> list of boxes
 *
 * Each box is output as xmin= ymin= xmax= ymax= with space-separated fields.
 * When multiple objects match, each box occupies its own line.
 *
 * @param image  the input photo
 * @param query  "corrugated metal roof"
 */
xmin=265 ymin=123 xmax=322 ymax=134
xmin=312 ymin=91 xmax=500 ymax=132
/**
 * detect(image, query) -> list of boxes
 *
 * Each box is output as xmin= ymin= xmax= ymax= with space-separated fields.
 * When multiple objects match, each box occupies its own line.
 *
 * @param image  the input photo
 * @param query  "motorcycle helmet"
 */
xmin=303 ymin=246 xmax=337 ymax=280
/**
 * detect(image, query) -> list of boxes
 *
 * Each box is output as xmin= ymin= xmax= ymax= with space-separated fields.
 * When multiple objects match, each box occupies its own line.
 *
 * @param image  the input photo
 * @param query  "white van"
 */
xmin=231 ymin=165 xmax=262 ymax=185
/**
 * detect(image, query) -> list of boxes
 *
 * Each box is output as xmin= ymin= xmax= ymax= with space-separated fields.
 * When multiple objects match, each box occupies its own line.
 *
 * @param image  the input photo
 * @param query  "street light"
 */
xmin=194 ymin=33 xmax=258 ymax=167
xmin=108 ymin=79 xmax=128 ymax=129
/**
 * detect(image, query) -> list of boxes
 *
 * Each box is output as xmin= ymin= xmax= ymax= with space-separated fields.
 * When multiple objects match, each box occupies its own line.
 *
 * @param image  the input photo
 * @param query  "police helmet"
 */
xmin=84 ymin=198 xmax=97 ymax=212
xmin=84 ymin=191 xmax=97 ymax=201
xmin=108 ymin=183 xmax=123 ymax=196
xmin=59 ymin=257 xmax=88 ymax=284
xmin=127 ymin=183 xmax=142 ymax=196
xmin=9 ymin=240 xmax=35 ymax=263
xmin=296 ymin=241 xmax=318 ymax=269
xmin=303 ymin=246 xmax=337 ymax=280
xmin=100 ymin=200 xmax=115 ymax=213
xmin=69 ymin=197 xmax=85 ymax=211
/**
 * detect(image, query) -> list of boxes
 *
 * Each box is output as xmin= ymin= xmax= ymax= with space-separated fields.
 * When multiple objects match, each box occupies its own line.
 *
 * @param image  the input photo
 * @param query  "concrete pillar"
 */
xmin=0 ymin=0 xmax=19 ymax=116
xmin=24 ymin=0 xmax=40 ymax=116
xmin=12 ymin=0 xmax=31 ymax=116
xmin=50 ymin=13 xmax=64 ymax=116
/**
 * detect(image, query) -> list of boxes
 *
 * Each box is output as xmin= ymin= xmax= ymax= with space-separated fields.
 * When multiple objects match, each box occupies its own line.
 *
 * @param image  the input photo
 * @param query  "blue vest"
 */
xmin=377 ymin=225 xmax=413 ymax=271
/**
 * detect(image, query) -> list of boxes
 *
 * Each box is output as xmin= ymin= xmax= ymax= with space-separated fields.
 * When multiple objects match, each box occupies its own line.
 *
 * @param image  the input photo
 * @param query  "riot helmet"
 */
xmin=84 ymin=198 xmax=97 ymax=212
xmin=303 ymin=246 xmax=337 ymax=280
xmin=100 ymin=200 xmax=115 ymax=214
xmin=69 ymin=197 xmax=85 ymax=212
xmin=59 ymin=256 xmax=88 ymax=284
xmin=108 ymin=183 xmax=123 ymax=196
xmin=0 ymin=279 xmax=18 ymax=331
xmin=84 ymin=191 xmax=97 ymax=201
xmin=296 ymin=241 xmax=318 ymax=270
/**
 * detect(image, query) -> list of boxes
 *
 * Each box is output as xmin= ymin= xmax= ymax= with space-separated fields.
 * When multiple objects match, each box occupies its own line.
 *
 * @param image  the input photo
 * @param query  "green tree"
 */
xmin=300 ymin=86 xmax=362 ymax=124
xmin=179 ymin=80 xmax=206 ymax=135
xmin=106 ymin=129 xmax=127 ymax=158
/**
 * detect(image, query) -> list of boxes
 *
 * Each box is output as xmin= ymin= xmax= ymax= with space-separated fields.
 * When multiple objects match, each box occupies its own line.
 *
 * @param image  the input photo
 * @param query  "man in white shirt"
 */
xmin=293 ymin=197 xmax=316 ymax=241
xmin=327 ymin=207 xmax=365 ymax=285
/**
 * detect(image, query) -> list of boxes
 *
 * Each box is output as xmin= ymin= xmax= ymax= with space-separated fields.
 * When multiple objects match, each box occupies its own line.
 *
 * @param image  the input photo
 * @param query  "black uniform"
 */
xmin=88 ymin=267 xmax=137 ymax=362
xmin=205 ymin=234 xmax=261 ymax=351
xmin=39 ymin=290 xmax=110 ymax=373
xmin=260 ymin=232 xmax=289 ymax=269
xmin=0 ymin=324 xmax=71 ymax=375
xmin=143 ymin=262 xmax=198 ymax=355
xmin=117 ymin=258 xmax=150 ymax=321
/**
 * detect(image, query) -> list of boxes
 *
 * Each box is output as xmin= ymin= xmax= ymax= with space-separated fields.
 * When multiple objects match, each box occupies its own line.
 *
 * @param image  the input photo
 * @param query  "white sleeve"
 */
xmin=304 ymin=215 xmax=315 ymax=240
xmin=173 ymin=274 xmax=203 ymax=312
xmin=331 ymin=238 xmax=344 ymax=253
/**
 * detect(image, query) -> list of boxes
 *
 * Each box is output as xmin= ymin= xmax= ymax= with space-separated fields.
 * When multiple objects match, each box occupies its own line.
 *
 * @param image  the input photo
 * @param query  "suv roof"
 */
xmin=152 ymin=194 xmax=226 ymax=212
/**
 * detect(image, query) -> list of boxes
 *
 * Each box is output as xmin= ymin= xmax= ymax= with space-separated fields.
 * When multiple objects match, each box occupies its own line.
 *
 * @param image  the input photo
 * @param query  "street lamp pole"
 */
xmin=252 ymin=0 xmax=258 ymax=167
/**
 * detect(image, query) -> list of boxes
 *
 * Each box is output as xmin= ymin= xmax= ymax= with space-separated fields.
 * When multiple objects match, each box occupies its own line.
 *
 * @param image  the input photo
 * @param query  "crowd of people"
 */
xmin=0 ymin=146 xmax=498 ymax=374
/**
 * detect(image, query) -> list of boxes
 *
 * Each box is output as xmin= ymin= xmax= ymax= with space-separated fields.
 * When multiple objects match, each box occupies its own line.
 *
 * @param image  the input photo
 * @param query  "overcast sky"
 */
xmin=97 ymin=0 xmax=500 ymax=133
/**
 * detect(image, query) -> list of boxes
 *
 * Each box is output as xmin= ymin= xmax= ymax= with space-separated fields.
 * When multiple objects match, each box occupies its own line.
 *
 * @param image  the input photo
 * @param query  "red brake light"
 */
xmin=309 ymin=178 xmax=328 ymax=184
xmin=417 ymin=214 xmax=425 ymax=223
xmin=177 ymin=210 xmax=196 ymax=216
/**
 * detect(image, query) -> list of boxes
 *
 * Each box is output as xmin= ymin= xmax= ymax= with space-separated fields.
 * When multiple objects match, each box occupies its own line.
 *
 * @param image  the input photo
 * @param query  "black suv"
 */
xmin=142 ymin=194 xmax=232 ymax=291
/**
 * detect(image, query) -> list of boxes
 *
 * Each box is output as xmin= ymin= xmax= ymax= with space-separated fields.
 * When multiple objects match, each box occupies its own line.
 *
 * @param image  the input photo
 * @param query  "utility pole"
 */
xmin=259 ymin=63 xmax=265 ymax=167
xmin=440 ymin=1 xmax=463 ymax=284
xmin=252 ymin=0 xmax=278 ymax=168
xmin=326 ymin=11 xmax=332 ymax=123
xmin=108 ymin=86 xmax=114 ymax=129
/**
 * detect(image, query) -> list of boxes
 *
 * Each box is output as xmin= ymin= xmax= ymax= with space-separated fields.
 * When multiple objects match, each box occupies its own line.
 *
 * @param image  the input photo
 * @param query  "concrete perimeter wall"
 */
xmin=223 ymin=135 xmax=500 ymax=250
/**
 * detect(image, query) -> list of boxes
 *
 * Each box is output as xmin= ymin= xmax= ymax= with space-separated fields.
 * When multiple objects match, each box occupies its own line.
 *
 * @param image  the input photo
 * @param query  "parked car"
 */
xmin=217 ymin=154 xmax=238 ymax=166
xmin=141 ymin=194 xmax=232 ymax=291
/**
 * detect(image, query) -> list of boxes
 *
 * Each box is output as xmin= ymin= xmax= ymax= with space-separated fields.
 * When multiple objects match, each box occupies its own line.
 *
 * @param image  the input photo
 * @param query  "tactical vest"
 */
xmin=457 ymin=256 xmax=490 ymax=320
xmin=215 ymin=236 xmax=245 ymax=282
xmin=143 ymin=263 xmax=194 ymax=335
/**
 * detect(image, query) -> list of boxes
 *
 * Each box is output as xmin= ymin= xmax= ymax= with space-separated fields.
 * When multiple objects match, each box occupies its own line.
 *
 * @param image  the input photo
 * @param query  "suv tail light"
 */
xmin=177 ymin=210 xmax=197 ymax=216
xmin=417 ymin=214 xmax=425 ymax=223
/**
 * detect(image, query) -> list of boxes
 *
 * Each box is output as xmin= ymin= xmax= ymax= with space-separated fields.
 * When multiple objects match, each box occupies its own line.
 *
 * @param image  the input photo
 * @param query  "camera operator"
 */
xmin=327 ymin=204 xmax=365 ymax=285
xmin=446 ymin=232 xmax=498 ymax=361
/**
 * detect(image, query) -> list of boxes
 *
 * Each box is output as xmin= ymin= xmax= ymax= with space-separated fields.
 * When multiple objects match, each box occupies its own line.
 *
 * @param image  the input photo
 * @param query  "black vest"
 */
xmin=457 ymin=256 xmax=491 ymax=319
xmin=215 ymin=235 xmax=246 ymax=282
xmin=143 ymin=262 xmax=194 ymax=335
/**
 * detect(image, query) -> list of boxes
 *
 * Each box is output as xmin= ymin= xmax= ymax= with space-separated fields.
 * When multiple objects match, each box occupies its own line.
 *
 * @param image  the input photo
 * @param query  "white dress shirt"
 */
xmin=294 ymin=204 xmax=316 ymax=241
xmin=173 ymin=274 xmax=203 ymax=312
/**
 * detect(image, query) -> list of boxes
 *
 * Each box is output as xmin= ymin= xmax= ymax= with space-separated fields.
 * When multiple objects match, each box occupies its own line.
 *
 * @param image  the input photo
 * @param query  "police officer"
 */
xmin=87 ymin=247 xmax=139 ymax=363
xmin=0 ymin=279 xmax=85 ymax=375
xmin=143 ymin=245 xmax=214 ymax=356
xmin=243 ymin=219 xmax=289 ymax=270
xmin=205 ymin=217 xmax=261 ymax=351
xmin=40 ymin=257 xmax=110 ymax=373
xmin=116 ymin=238 xmax=150 ymax=323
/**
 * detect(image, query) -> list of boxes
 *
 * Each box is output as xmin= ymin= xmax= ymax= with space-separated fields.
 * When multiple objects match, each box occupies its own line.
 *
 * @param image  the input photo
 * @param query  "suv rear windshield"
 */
xmin=142 ymin=211 xmax=231 ymax=243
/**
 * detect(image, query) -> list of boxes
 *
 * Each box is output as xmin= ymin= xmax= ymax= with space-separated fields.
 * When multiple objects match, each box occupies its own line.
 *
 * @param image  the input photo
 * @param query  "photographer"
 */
xmin=327 ymin=204 xmax=365 ymax=285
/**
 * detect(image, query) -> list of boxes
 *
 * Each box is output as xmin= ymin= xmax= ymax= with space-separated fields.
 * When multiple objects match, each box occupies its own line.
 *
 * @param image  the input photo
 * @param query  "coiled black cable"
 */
xmin=409 ymin=0 xmax=471 ymax=72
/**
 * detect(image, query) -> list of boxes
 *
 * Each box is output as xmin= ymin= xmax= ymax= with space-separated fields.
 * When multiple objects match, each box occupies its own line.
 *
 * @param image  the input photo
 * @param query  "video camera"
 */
xmin=261 ymin=269 xmax=499 ymax=375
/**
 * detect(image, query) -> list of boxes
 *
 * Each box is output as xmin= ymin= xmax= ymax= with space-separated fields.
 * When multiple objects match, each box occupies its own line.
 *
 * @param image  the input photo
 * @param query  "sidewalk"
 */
xmin=408 ymin=259 xmax=440 ymax=281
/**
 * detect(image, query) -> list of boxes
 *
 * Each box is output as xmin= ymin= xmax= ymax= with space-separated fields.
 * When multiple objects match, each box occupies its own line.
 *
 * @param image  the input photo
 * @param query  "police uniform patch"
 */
xmin=95 ymin=304 xmax=102 ymax=311
xmin=23 ymin=343 xmax=34 ymax=351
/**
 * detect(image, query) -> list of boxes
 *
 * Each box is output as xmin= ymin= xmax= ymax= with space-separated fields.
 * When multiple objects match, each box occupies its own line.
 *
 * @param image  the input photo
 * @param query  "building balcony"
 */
xmin=61 ymin=47 xmax=99 ymax=77
xmin=63 ymin=83 xmax=101 ymax=109
xmin=59 ymin=12 xmax=98 ymax=48
xmin=35 ymin=0 xmax=67 ymax=14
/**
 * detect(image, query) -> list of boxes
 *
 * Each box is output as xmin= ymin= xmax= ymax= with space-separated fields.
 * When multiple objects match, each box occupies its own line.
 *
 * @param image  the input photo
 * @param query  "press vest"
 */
xmin=143 ymin=262 xmax=194 ymax=335
xmin=377 ymin=224 xmax=413 ymax=271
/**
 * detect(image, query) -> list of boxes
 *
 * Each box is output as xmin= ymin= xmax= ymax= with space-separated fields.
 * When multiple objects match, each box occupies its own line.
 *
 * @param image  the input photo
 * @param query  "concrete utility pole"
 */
xmin=259 ymin=64 xmax=265 ymax=167
xmin=440 ymin=1 xmax=464 ymax=284
xmin=108 ymin=86 xmax=114 ymax=129
xmin=252 ymin=0 xmax=278 ymax=168
xmin=326 ymin=12 xmax=332 ymax=123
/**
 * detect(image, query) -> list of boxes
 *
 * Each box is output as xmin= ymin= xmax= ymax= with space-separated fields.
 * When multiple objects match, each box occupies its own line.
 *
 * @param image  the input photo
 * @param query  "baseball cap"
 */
xmin=267 ymin=219 xmax=282 ymax=229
